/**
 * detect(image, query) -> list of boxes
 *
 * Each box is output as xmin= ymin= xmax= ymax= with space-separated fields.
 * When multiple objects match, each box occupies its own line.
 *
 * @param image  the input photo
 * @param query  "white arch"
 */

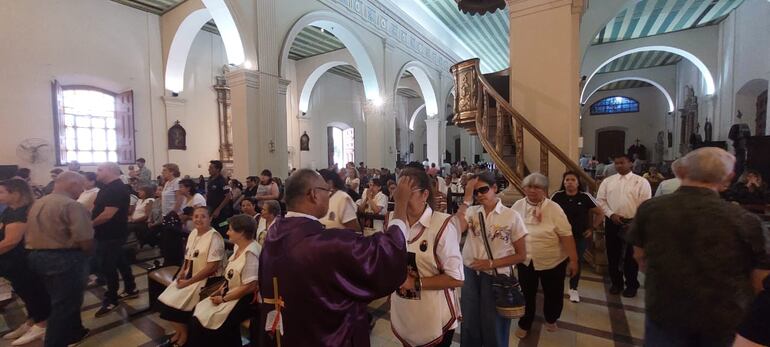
xmin=581 ymin=46 xmax=715 ymax=103
xmin=280 ymin=11 xmax=380 ymax=102
xmin=165 ymin=1 xmax=246 ymax=92
xmin=584 ymin=77 xmax=675 ymax=112
xmin=409 ymin=104 xmax=427 ymax=131
xmin=395 ymin=61 xmax=439 ymax=116
xmin=299 ymin=61 xmax=348 ymax=113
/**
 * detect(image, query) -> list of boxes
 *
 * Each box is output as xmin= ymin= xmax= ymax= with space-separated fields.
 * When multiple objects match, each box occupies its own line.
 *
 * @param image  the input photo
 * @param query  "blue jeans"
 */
xmin=460 ymin=266 xmax=510 ymax=347
xmin=28 ymin=250 xmax=88 ymax=347
xmin=645 ymin=317 xmax=734 ymax=347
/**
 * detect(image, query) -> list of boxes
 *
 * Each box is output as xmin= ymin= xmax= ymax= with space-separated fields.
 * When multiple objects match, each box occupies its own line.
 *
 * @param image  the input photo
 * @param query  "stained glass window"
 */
xmin=590 ymin=96 xmax=639 ymax=115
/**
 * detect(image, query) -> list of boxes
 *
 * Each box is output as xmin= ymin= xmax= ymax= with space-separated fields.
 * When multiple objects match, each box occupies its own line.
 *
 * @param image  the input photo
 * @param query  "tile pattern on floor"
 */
xmin=0 ymin=248 xmax=644 ymax=346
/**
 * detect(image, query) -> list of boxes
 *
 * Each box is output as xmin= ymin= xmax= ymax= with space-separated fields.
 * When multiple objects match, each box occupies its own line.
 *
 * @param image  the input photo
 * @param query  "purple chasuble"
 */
xmin=258 ymin=216 xmax=407 ymax=347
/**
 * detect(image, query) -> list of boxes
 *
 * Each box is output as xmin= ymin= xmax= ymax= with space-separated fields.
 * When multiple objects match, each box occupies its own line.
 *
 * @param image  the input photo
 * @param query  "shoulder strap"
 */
xmin=432 ymin=214 xmax=453 ymax=273
xmin=478 ymin=211 xmax=514 ymax=276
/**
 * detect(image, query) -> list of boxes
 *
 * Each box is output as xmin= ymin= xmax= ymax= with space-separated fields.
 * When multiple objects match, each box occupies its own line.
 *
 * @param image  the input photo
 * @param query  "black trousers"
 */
xmin=95 ymin=238 xmax=136 ymax=304
xmin=188 ymin=295 xmax=256 ymax=347
xmin=517 ymin=260 xmax=567 ymax=331
xmin=160 ymin=226 xmax=184 ymax=267
xmin=0 ymin=252 xmax=51 ymax=323
xmin=604 ymin=218 xmax=639 ymax=289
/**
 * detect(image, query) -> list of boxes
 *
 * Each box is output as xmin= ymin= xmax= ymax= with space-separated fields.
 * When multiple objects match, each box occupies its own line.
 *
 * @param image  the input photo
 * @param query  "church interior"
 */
xmin=0 ymin=0 xmax=769 ymax=346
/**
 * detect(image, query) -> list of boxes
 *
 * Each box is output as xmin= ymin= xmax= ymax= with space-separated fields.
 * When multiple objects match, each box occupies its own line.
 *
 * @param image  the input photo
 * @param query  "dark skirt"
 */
xmin=157 ymin=300 xmax=193 ymax=324
xmin=187 ymin=294 xmax=256 ymax=347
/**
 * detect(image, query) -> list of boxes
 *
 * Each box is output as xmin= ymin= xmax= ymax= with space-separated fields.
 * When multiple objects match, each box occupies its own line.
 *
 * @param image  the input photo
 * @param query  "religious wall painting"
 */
xmin=300 ymin=131 xmax=310 ymax=151
xmin=168 ymin=121 xmax=186 ymax=150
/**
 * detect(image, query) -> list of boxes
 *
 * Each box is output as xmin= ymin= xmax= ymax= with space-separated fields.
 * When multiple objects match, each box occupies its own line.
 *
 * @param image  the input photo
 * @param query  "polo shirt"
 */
xmin=92 ymin=179 xmax=130 ymax=241
xmin=550 ymin=191 xmax=597 ymax=239
xmin=463 ymin=199 xmax=528 ymax=276
xmin=206 ymin=175 xmax=231 ymax=213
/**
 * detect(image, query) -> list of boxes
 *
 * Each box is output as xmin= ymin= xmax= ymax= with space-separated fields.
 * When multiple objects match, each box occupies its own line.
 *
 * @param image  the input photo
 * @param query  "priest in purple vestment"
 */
xmin=258 ymin=169 xmax=411 ymax=347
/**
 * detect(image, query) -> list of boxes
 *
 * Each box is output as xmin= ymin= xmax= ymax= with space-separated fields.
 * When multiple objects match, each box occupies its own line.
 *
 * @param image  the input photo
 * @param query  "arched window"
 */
xmin=590 ymin=96 xmax=639 ymax=115
xmin=52 ymin=81 xmax=135 ymax=164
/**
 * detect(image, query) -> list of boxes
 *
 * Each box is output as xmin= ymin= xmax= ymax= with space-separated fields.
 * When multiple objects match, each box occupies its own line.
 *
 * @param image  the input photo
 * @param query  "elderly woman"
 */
xmin=512 ymin=173 xmax=579 ymax=337
xmin=454 ymin=172 xmax=528 ymax=347
xmin=256 ymin=200 xmax=281 ymax=246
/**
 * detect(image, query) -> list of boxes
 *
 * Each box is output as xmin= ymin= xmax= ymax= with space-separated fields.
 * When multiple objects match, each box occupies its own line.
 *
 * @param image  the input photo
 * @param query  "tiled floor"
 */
xmin=0 ymin=248 xmax=644 ymax=346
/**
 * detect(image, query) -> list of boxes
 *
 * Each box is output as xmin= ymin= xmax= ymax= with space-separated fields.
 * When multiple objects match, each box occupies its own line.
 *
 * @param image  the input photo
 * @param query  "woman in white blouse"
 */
xmin=389 ymin=168 xmax=463 ymax=347
xmin=189 ymin=214 xmax=260 ymax=347
xmin=455 ymin=172 xmax=528 ymax=347
xmin=319 ymin=169 xmax=361 ymax=232
xmin=345 ymin=167 xmax=360 ymax=194
xmin=511 ymin=173 xmax=578 ymax=337
xmin=157 ymin=207 xmax=225 ymax=347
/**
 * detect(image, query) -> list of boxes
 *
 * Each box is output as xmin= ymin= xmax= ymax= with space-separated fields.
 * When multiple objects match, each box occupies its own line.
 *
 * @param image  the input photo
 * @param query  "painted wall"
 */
xmin=581 ymin=87 xmax=669 ymax=163
xmin=0 ymin=0 xmax=226 ymax=184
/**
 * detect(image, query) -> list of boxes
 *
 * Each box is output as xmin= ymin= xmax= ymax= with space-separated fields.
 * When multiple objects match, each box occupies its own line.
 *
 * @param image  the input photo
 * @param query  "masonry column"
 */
xmin=507 ymin=0 xmax=584 ymax=186
xmin=426 ymin=117 xmax=442 ymax=166
xmin=226 ymin=69 xmax=259 ymax=179
xmin=364 ymin=101 xmax=386 ymax=169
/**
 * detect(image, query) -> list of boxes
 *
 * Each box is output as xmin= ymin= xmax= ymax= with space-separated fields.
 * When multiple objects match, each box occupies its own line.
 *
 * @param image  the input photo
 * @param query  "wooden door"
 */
xmin=757 ymin=90 xmax=767 ymax=136
xmin=596 ymin=130 xmax=625 ymax=162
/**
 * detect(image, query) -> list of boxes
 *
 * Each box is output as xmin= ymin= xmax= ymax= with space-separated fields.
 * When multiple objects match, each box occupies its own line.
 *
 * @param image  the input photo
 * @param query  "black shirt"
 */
xmin=206 ymin=175 xmax=231 ymax=215
xmin=92 ymin=179 xmax=130 ymax=241
xmin=550 ymin=191 xmax=597 ymax=238
xmin=0 ymin=205 xmax=29 ymax=260
xmin=627 ymin=186 xmax=770 ymax=335
xmin=243 ymin=185 xmax=258 ymax=199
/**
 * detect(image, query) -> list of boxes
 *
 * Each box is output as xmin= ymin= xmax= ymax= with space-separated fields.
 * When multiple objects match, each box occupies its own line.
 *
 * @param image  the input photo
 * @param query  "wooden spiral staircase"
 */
xmin=450 ymin=58 xmax=597 ymax=195
xmin=451 ymin=58 xmax=607 ymax=273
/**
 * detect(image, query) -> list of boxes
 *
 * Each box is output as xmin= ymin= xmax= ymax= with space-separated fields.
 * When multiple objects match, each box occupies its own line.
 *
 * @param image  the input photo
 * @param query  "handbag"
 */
xmin=199 ymin=276 xmax=227 ymax=301
xmin=477 ymin=212 xmax=526 ymax=319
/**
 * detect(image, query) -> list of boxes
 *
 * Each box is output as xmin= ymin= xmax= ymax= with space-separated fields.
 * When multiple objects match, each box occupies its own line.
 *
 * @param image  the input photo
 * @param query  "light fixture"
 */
xmin=372 ymin=96 xmax=384 ymax=107
xmin=243 ymin=60 xmax=253 ymax=69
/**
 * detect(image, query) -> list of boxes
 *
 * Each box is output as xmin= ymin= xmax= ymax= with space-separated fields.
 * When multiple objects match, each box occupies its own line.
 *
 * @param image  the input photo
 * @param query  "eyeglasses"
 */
xmin=473 ymin=186 xmax=491 ymax=195
xmin=311 ymin=187 xmax=333 ymax=195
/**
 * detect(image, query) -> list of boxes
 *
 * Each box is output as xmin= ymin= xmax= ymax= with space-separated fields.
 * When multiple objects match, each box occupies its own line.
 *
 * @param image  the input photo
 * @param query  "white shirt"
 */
xmin=162 ymin=177 xmax=180 ymax=216
xmin=357 ymin=189 xmax=388 ymax=215
xmin=655 ymin=177 xmax=682 ymax=197
xmin=232 ymin=243 xmax=260 ymax=284
xmin=463 ymin=199 xmax=528 ymax=276
xmin=406 ymin=207 xmax=464 ymax=281
xmin=345 ymin=177 xmax=360 ymax=192
xmin=596 ymin=172 xmax=652 ymax=218
xmin=437 ymin=177 xmax=448 ymax=196
xmin=320 ymin=190 xmax=358 ymax=229
xmin=77 ymin=187 xmax=99 ymax=212
xmin=132 ymin=198 xmax=155 ymax=221
xmin=511 ymin=198 xmax=572 ymax=270
xmin=181 ymin=193 xmax=207 ymax=210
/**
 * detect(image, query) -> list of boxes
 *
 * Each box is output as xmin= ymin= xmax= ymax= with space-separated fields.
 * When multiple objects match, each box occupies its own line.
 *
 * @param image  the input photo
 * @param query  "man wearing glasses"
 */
xmin=257 ymin=169 xmax=413 ymax=347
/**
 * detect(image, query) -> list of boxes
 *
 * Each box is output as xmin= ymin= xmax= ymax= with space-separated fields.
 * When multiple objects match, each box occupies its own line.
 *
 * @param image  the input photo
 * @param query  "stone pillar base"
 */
xmin=585 ymin=227 xmax=608 ymax=275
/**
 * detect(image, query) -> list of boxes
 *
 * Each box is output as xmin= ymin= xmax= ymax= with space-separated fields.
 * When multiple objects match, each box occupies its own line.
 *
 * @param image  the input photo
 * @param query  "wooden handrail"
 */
xmin=455 ymin=58 xmax=598 ymax=193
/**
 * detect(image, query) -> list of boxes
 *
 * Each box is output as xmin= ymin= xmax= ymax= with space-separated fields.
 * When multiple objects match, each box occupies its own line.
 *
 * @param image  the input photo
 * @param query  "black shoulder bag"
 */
xmin=478 ymin=211 xmax=526 ymax=319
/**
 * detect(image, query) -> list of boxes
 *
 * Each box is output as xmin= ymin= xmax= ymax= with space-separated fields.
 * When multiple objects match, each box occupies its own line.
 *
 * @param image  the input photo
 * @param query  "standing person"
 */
xmin=551 ymin=171 xmax=603 ymax=303
xmin=26 ymin=172 xmax=93 ymax=347
xmin=628 ymin=147 xmax=770 ymax=346
xmin=157 ymin=207 xmax=225 ymax=347
xmin=67 ymin=161 xmax=81 ymax=173
xmin=189 ymin=214 xmax=260 ymax=347
xmin=318 ymin=169 xmax=361 ymax=232
xmin=388 ymin=168 xmax=463 ymax=347
xmin=254 ymin=170 xmax=280 ymax=210
xmin=76 ymin=172 xmax=99 ymax=212
xmin=135 ymin=158 xmax=152 ymax=185
xmin=257 ymin=169 xmax=410 ymax=346
xmin=512 ymin=173 xmax=579 ymax=336
xmin=0 ymin=179 xmax=50 ymax=346
xmin=596 ymin=154 xmax=651 ymax=297
xmin=455 ymin=172 xmax=528 ymax=347
xmin=206 ymin=160 xmax=232 ymax=235
xmin=92 ymin=163 xmax=137 ymax=317
xmin=160 ymin=164 xmax=185 ymax=266
xmin=655 ymin=158 xmax=684 ymax=197
xmin=357 ymin=178 xmax=388 ymax=235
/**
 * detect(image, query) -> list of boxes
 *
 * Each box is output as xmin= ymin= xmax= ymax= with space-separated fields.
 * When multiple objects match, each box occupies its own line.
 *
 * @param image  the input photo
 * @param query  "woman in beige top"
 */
xmin=511 ymin=173 xmax=578 ymax=337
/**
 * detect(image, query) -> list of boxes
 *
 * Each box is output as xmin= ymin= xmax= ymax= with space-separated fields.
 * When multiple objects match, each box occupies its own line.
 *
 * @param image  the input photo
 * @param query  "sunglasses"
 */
xmin=473 ymin=186 xmax=491 ymax=195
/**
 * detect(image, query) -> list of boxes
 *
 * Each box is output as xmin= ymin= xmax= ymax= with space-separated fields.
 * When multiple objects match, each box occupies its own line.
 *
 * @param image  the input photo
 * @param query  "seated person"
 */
xmin=725 ymin=170 xmax=769 ymax=206
xmin=356 ymin=178 xmax=388 ymax=236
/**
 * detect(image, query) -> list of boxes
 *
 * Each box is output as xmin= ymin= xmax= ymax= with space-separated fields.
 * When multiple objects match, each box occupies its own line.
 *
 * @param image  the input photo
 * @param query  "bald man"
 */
xmin=258 ymin=169 xmax=411 ymax=346
xmin=26 ymin=172 xmax=93 ymax=346
xmin=92 ymin=163 xmax=136 ymax=317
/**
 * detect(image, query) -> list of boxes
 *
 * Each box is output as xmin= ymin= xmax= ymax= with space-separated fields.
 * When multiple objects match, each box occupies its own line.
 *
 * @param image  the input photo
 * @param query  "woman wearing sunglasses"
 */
xmin=455 ymin=172 xmax=528 ymax=347
xmin=389 ymin=168 xmax=463 ymax=347
xmin=511 ymin=173 xmax=578 ymax=338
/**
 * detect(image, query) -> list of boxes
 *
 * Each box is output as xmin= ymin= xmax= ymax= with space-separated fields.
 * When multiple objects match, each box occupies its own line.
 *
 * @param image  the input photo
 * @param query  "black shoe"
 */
xmin=157 ymin=337 xmax=182 ymax=347
xmin=118 ymin=289 xmax=140 ymax=301
xmin=622 ymin=287 xmax=638 ymax=298
xmin=94 ymin=302 xmax=119 ymax=317
xmin=68 ymin=328 xmax=90 ymax=347
xmin=609 ymin=285 xmax=623 ymax=295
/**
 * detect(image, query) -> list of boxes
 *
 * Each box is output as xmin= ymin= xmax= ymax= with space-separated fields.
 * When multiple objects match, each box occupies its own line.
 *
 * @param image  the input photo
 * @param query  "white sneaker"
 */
xmin=568 ymin=289 xmax=580 ymax=303
xmin=3 ymin=322 xmax=31 ymax=340
xmin=11 ymin=325 xmax=45 ymax=346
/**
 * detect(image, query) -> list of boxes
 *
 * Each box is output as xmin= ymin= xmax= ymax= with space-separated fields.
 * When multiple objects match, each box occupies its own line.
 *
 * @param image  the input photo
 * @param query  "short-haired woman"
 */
xmin=318 ymin=169 xmax=361 ymax=232
xmin=388 ymin=168 xmax=463 ymax=347
xmin=130 ymin=185 xmax=156 ymax=249
xmin=190 ymin=214 xmax=260 ymax=347
xmin=157 ymin=207 xmax=225 ymax=347
xmin=160 ymin=164 xmax=185 ymax=266
xmin=256 ymin=200 xmax=281 ymax=245
xmin=0 ymin=179 xmax=50 ymax=345
xmin=455 ymin=172 xmax=527 ymax=347
xmin=512 ymin=173 xmax=579 ymax=337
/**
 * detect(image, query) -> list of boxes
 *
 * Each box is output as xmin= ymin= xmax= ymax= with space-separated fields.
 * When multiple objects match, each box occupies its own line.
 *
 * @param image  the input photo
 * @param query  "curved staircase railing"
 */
xmin=451 ymin=58 xmax=597 ymax=194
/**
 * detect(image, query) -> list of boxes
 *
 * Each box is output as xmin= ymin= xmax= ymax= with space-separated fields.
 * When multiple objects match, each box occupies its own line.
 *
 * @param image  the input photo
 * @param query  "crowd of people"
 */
xmin=0 ymin=149 xmax=768 ymax=347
